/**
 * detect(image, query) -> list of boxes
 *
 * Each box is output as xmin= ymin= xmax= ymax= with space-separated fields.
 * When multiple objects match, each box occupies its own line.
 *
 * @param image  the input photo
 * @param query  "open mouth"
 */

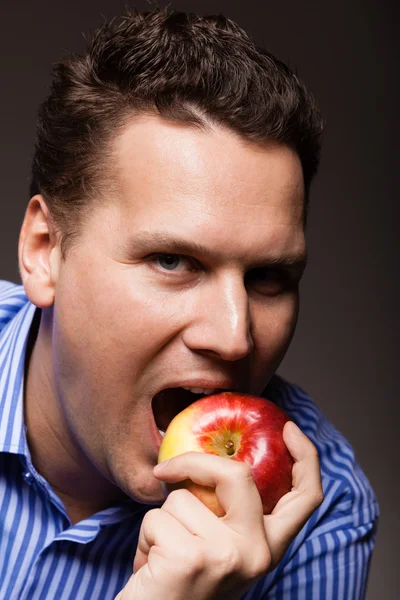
xmin=152 ymin=387 xmax=224 ymax=435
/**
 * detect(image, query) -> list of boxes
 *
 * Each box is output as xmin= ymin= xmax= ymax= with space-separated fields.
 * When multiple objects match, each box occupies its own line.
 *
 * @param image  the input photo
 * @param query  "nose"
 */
xmin=182 ymin=274 xmax=254 ymax=361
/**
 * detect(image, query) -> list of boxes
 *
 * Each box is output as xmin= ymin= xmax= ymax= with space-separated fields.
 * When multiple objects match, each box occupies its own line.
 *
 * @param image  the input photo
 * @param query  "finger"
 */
xmin=154 ymin=452 xmax=264 ymax=529
xmin=134 ymin=507 xmax=193 ymax=573
xmin=263 ymin=421 xmax=324 ymax=565
xmin=283 ymin=421 xmax=323 ymax=493
xmin=161 ymin=487 xmax=225 ymax=538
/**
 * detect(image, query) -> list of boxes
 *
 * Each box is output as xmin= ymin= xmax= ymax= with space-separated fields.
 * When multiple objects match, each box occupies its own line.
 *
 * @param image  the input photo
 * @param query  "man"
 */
xmin=0 ymin=8 xmax=378 ymax=599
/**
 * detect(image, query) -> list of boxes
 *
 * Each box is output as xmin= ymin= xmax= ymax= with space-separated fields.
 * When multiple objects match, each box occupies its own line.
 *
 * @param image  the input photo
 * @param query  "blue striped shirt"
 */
xmin=0 ymin=280 xmax=379 ymax=599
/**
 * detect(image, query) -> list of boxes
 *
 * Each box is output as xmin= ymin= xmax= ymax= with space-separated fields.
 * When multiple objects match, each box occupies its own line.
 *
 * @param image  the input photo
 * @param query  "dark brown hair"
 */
xmin=30 ymin=9 xmax=324 ymax=257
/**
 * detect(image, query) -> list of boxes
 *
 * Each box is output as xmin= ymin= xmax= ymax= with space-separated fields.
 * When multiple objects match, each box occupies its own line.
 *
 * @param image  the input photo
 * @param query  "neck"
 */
xmin=24 ymin=308 xmax=127 ymax=524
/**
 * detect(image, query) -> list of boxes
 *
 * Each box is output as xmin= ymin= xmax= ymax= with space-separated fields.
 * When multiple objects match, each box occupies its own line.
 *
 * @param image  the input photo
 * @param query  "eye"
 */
xmin=157 ymin=254 xmax=182 ymax=270
xmin=152 ymin=254 xmax=197 ymax=272
xmin=245 ymin=267 xmax=294 ymax=294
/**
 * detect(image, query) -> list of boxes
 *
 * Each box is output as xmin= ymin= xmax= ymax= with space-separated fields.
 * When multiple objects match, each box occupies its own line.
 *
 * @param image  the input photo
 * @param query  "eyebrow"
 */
xmin=121 ymin=231 xmax=308 ymax=270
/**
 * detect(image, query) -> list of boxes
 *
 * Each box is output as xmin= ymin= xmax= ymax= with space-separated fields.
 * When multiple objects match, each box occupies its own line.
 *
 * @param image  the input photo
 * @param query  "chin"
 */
xmin=117 ymin=469 xmax=165 ymax=506
xmin=130 ymin=487 xmax=165 ymax=506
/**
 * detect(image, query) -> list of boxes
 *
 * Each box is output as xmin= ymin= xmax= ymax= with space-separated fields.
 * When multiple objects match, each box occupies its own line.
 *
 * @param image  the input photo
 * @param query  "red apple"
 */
xmin=158 ymin=391 xmax=293 ymax=516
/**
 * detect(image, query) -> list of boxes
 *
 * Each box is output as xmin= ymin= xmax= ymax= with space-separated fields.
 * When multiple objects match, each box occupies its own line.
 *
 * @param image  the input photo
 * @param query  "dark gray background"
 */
xmin=1 ymin=0 xmax=397 ymax=597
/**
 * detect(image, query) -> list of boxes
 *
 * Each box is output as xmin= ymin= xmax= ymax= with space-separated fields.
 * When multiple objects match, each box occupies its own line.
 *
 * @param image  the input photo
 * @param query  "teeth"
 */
xmin=158 ymin=429 xmax=165 ymax=437
xmin=182 ymin=387 xmax=219 ymax=395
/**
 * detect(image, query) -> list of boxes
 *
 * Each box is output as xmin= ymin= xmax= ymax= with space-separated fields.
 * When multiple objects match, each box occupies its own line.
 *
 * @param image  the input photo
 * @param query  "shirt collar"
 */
xmin=0 ymin=286 xmax=37 ymax=455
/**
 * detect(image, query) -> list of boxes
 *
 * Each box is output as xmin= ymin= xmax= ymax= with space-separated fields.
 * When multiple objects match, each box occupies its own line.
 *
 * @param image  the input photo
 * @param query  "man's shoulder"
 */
xmin=266 ymin=373 xmax=361 ymax=474
xmin=0 ymin=280 xmax=29 ymax=335
xmin=246 ymin=376 xmax=379 ymax=600
xmin=266 ymin=374 xmax=378 ymax=521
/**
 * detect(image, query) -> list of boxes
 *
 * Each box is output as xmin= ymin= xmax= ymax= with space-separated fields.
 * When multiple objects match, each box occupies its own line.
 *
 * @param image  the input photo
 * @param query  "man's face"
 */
xmin=51 ymin=116 xmax=306 ymax=504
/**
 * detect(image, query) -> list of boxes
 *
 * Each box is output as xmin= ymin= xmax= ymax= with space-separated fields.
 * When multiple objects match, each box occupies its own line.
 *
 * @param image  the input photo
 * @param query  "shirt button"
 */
xmin=23 ymin=471 xmax=33 ymax=484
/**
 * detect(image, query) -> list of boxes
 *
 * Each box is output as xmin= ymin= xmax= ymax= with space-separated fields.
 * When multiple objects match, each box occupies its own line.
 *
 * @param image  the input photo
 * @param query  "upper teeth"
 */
xmin=182 ymin=387 xmax=218 ymax=395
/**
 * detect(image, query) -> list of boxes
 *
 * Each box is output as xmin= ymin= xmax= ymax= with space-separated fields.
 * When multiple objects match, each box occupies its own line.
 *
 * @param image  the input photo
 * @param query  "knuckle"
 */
xmin=232 ymin=460 xmax=253 ymax=481
xmin=313 ymin=489 xmax=325 ymax=508
xmin=178 ymin=545 xmax=206 ymax=575
xmin=307 ymin=489 xmax=324 ymax=510
xmin=164 ymin=488 xmax=191 ymax=509
xmin=141 ymin=507 xmax=160 ymax=527
xmin=162 ymin=538 xmax=206 ymax=576
xmin=213 ymin=544 xmax=241 ymax=573
xmin=249 ymin=553 xmax=270 ymax=578
xmin=243 ymin=541 xmax=271 ymax=578
xmin=210 ymin=540 xmax=270 ymax=580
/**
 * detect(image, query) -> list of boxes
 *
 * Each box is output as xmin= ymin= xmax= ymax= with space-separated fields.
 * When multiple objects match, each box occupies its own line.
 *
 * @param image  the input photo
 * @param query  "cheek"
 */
xmin=53 ymin=260 xmax=185 ymax=379
xmin=251 ymin=294 xmax=299 ymax=363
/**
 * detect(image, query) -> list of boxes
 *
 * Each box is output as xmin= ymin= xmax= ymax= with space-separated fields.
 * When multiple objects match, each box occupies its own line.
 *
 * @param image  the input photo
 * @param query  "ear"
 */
xmin=18 ymin=195 xmax=61 ymax=308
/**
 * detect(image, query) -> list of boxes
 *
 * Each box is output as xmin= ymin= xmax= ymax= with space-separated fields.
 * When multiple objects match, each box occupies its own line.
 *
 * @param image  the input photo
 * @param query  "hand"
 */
xmin=115 ymin=421 xmax=323 ymax=600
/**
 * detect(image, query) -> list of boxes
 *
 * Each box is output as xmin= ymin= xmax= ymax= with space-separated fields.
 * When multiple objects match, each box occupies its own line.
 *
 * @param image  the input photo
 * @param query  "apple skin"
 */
xmin=158 ymin=392 xmax=293 ymax=516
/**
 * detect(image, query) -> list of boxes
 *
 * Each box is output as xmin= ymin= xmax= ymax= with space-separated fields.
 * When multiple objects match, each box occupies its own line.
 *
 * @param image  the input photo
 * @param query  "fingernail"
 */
xmin=153 ymin=460 xmax=170 ymax=474
xmin=288 ymin=421 xmax=302 ymax=435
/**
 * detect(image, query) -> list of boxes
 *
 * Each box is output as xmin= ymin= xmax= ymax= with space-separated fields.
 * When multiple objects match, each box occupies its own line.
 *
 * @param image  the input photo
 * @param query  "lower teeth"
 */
xmin=158 ymin=429 xmax=165 ymax=438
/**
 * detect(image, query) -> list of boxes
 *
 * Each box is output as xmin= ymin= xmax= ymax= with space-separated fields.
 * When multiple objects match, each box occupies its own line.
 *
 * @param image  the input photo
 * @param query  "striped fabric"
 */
xmin=0 ymin=280 xmax=379 ymax=599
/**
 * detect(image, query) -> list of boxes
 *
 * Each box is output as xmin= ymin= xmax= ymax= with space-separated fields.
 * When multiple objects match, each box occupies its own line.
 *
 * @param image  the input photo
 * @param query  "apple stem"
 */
xmin=225 ymin=440 xmax=235 ymax=456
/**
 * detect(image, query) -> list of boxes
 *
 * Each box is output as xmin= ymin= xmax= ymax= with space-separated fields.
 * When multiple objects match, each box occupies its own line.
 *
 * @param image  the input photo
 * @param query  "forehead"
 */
xmin=109 ymin=115 xmax=305 ymax=262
